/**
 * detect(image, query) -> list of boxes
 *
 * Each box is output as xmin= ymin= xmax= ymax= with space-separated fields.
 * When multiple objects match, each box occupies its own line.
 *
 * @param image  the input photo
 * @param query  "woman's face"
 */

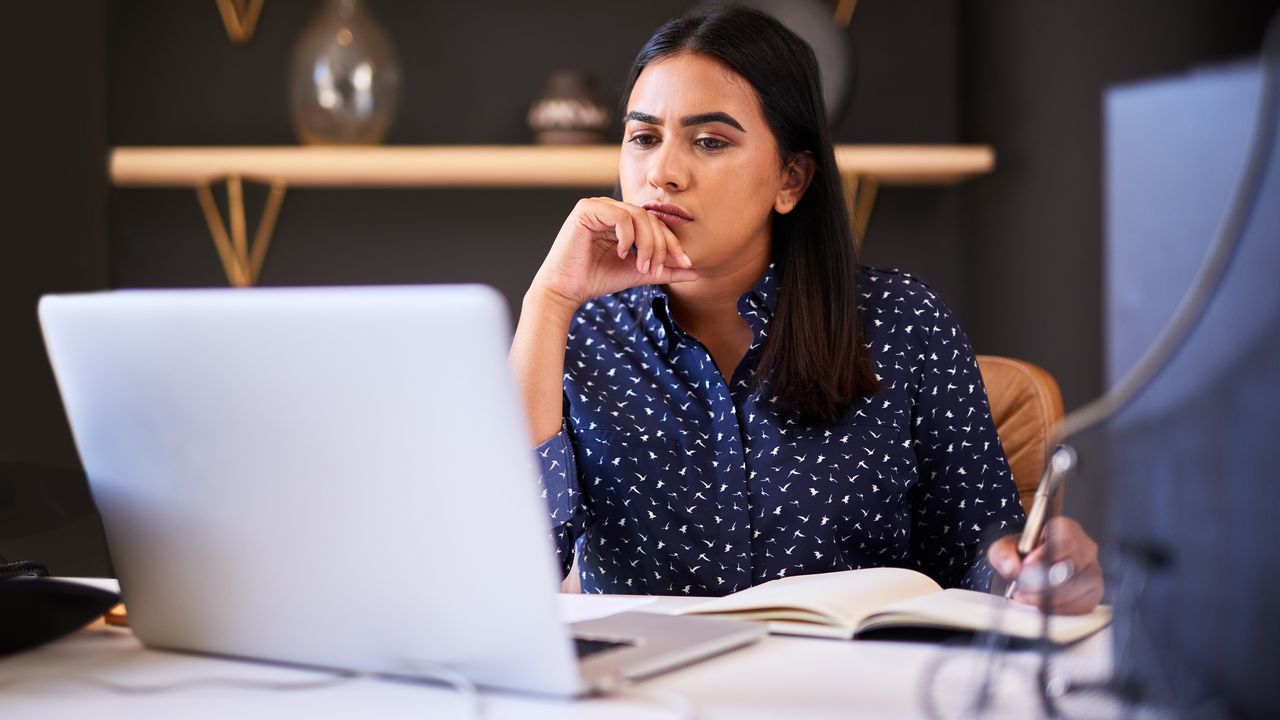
xmin=620 ymin=52 xmax=800 ymax=274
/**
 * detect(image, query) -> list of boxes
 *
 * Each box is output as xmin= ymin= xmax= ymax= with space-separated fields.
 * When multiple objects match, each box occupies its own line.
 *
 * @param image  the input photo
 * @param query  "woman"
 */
xmin=510 ymin=5 xmax=1102 ymax=613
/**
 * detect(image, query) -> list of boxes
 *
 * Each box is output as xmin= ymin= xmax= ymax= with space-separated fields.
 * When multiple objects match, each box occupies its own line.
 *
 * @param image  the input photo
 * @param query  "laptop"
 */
xmin=38 ymin=284 xmax=763 ymax=697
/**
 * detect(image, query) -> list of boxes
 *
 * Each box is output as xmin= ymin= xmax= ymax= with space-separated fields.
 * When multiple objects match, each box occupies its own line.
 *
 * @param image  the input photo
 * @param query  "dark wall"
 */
xmin=0 ymin=2 xmax=112 ymax=575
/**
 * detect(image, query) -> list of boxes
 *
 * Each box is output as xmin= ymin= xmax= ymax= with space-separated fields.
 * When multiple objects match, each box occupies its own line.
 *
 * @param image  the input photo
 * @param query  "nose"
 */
xmin=646 ymin=142 xmax=689 ymax=192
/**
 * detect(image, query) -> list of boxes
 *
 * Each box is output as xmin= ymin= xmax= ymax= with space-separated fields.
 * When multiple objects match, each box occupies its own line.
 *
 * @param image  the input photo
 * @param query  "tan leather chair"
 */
xmin=976 ymin=355 xmax=1064 ymax=515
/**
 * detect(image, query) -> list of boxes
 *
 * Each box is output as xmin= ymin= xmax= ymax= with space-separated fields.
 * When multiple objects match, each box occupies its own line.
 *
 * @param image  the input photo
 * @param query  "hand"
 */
xmin=530 ymin=197 xmax=698 ymax=312
xmin=988 ymin=517 xmax=1104 ymax=615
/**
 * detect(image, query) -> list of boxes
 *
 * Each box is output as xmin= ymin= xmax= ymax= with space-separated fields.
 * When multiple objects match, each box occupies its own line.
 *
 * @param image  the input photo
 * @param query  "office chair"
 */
xmin=976 ymin=355 xmax=1065 ymax=515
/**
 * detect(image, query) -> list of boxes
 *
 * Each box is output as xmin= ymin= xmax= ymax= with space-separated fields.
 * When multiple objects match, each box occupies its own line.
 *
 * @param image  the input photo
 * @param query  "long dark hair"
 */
xmin=621 ymin=4 xmax=879 ymax=420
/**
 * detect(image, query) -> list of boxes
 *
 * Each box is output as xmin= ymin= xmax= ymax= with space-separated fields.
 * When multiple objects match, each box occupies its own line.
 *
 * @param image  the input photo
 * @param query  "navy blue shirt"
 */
xmin=534 ymin=265 xmax=1025 ymax=596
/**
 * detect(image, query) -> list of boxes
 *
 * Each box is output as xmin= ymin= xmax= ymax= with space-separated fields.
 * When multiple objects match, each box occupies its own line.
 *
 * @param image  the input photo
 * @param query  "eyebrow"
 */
xmin=623 ymin=111 xmax=746 ymax=132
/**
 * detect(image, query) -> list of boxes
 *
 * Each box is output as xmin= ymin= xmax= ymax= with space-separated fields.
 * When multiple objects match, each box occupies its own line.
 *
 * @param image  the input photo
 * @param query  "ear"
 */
xmin=773 ymin=152 xmax=816 ymax=215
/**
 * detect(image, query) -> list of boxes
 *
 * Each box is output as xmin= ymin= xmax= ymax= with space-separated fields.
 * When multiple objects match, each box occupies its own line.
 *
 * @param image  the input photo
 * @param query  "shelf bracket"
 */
xmin=834 ymin=0 xmax=859 ymax=28
xmin=215 ymin=0 xmax=266 ymax=45
xmin=195 ymin=175 xmax=287 ymax=287
xmin=843 ymin=174 xmax=880 ymax=252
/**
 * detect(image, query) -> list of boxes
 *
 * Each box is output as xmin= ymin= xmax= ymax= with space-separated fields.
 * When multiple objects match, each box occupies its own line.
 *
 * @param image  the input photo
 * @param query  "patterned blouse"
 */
xmin=533 ymin=265 xmax=1025 ymax=596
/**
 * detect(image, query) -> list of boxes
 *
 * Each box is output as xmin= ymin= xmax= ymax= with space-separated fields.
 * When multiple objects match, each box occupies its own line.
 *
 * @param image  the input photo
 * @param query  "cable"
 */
xmin=37 ymin=660 xmax=485 ymax=720
xmin=603 ymin=676 xmax=698 ymax=720
xmin=919 ymin=632 xmax=1046 ymax=720
xmin=0 ymin=559 xmax=50 ymax=580
xmin=393 ymin=660 xmax=484 ymax=720
xmin=35 ymin=657 xmax=702 ymax=720
xmin=61 ymin=672 xmax=364 ymax=695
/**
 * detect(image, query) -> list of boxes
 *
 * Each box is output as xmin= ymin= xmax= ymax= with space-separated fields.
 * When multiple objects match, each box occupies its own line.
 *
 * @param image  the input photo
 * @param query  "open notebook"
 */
xmin=675 ymin=567 xmax=1111 ymax=643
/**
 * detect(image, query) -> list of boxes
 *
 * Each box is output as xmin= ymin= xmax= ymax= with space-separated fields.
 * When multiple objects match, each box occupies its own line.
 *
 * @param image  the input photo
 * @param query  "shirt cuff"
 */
xmin=532 ymin=423 xmax=578 ymax=522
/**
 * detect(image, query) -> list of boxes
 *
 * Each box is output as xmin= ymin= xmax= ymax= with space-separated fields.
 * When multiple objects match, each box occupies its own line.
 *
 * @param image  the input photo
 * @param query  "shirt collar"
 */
xmin=644 ymin=263 xmax=779 ymax=353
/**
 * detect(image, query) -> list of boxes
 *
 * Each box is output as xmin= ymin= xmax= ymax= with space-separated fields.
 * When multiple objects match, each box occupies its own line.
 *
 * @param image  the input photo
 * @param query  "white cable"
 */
xmin=49 ymin=660 xmax=485 ymax=720
xmin=393 ymin=660 xmax=484 ymax=720
xmin=63 ymin=671 xmax=363 ymax=695
xmin=608 ymin=676 xmax=699 ymax=720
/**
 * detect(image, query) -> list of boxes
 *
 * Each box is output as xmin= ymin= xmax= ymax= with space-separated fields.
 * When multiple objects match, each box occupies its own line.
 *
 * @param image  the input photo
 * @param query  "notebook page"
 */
xmin=677 ymin=567 xmax=942 ymax=630
xmin=861 ymin=588 xmax=1112 ymax=642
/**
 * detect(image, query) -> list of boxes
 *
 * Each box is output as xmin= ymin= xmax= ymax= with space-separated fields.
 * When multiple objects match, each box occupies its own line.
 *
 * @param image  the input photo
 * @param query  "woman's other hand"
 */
xmin=988 ymin=517 xmax=1104 ymax=615
xmin=530 ymin=197 xmax=698 ymax=312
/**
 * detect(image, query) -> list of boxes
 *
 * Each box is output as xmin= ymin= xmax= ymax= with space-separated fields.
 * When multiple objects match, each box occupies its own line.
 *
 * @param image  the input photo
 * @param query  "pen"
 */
xmin=1004 ymin=445 xmax=1075 ymax=599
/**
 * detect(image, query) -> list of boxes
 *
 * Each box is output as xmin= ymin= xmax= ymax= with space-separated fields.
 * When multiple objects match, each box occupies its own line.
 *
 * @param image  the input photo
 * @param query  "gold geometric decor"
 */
xmin=215 ymin=0 xmax=265 ymax=45
xmin=195 ymin=176 xmax=286 ymax=287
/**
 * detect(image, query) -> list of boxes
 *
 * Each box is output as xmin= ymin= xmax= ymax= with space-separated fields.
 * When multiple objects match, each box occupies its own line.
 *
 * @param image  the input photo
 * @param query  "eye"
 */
xmin=627 ymin=132 xmax=660 ymax=148
xmin=695 ymin=137 xmax=729 ymax=151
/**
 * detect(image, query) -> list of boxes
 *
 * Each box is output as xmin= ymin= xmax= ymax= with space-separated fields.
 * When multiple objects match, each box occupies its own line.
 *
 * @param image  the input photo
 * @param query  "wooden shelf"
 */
xmin=109 ymin=144 xmax=994 ymax=188
xmin=108 ymin=144 xmax=994 ymax=287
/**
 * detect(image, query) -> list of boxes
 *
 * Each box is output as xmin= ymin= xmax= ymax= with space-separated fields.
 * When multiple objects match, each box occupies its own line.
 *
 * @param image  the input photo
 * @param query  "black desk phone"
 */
xmin=0 ymin=558 xmax=119 ymax=655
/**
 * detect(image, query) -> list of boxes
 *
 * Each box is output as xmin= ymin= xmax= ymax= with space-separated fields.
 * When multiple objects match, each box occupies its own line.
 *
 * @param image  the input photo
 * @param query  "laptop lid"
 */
xmin=39 ymin=285 xmax=587 ymax=695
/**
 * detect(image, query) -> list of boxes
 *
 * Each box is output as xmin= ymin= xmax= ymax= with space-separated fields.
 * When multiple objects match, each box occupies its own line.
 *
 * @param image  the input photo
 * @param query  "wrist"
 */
xmin=523 ymin=281 xmax=582 ymax=321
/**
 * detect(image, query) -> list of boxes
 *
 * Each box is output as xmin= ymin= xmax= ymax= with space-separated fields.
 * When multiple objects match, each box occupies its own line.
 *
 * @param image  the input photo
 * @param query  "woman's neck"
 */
xmin=665 ymin=246 xmax=769 ymax=331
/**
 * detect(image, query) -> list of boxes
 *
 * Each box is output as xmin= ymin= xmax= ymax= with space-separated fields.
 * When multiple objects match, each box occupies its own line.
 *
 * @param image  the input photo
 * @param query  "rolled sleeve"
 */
xmin=532 ymin=420 xmax=589 ymax=578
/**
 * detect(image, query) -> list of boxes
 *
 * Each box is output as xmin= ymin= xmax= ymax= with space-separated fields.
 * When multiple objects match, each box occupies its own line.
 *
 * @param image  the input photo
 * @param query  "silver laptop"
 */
xmin=38 ymin=285 xmax=763 ymax=697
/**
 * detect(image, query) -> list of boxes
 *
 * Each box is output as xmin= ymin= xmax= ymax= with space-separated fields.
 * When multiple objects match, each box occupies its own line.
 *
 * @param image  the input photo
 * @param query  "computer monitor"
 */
xmin=1102 ymin=52 xmax=1279 ymax=717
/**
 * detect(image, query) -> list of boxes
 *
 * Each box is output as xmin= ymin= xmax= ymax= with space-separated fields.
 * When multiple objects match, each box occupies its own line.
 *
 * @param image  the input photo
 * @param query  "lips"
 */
xmin=643 ymin=202 xmax=694 ymax=227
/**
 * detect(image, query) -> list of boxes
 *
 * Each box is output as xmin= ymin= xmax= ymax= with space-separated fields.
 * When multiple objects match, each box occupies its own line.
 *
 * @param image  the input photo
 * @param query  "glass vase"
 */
xmin=289 ymin=0 xmax=400 ymax=145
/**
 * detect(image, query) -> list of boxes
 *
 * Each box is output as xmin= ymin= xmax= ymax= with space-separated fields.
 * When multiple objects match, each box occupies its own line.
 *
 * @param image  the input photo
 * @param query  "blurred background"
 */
xmin=1 ymin=0 xmax=1276 ymax=576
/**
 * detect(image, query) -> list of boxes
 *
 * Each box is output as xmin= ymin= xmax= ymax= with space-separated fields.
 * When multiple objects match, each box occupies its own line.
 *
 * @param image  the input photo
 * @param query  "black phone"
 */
xmin=0 ymin=559 xmax=120 ymax=656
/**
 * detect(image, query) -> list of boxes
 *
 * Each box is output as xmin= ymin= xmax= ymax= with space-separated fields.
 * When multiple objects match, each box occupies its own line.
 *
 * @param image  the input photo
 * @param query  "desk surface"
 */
xmin=0 ymin=585 xmax=1115 ymax=720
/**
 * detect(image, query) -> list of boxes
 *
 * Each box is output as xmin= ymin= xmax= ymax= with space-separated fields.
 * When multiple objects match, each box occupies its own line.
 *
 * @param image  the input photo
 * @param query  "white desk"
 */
xmin=0 ymin=586 xmax=1115 ymax=720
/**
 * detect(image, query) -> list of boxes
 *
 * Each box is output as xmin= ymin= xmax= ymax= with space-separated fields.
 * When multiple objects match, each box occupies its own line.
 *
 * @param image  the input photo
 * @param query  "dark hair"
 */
xmin=621 ymin=4 xmax=879 ymax=420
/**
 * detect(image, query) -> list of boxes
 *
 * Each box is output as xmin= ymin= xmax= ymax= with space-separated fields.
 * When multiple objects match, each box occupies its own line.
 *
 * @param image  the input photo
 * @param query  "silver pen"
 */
xmin=1004 ymin=446 xmax=1076 ymax=599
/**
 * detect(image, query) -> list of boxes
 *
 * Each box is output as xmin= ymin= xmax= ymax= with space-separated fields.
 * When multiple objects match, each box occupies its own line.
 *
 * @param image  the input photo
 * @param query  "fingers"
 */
xmin=1012 ymin=560 xmax=1103 ymax=615
xmin=636 ymin=211 xmax=660 ymax=280
xmin=630 ymin=207 xmax=656 ymax=276
xmin=1017 ymin=518 xmax=1091 ymax=565
xmin=643 ymin=210 xmax=697 ymax=285
xmin=546 ymin=197 xmax=698 ymax=308
xmin=987 ymin=535 xmax=1023 ymax=580
xmin=569 ymin=198 xmax=641 ymax=263
xmin=572 ymin=197 xmax=697 ymax=286
xmin=634 ymin=206 xmax=693 ymax=280
xmin=664 ymin=267 xmax=699 ymax=284
xmin=654 ymin=213 xmax=694 ymax=269
xmin=1005 ymin=517 xmax=1105 ymax=615
xmin=612 ymin=209 xmax=634 ymax=261
xmin=607 ymin=200 xmax=694 ymax=281
xmin=600 ymin=201 xmax=657 ymax=277
xmin=1018 ymin=517 xmax=1097 ymax=578
xmin=1043 ymin=517 xmax=1098 ymax=565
